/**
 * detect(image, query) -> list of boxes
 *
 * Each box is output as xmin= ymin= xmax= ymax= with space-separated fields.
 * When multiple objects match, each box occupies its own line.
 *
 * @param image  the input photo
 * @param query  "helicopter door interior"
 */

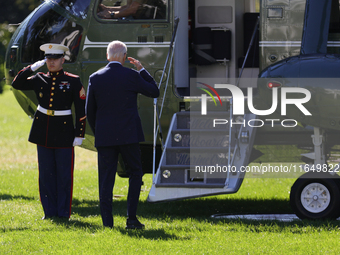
xmin=327 ymin=0 xmax=340 ymax=54
xmin=174 ymin=0 xmax=246 ymax=96
xmin=191 ymin=27 xmax=231 ymax=65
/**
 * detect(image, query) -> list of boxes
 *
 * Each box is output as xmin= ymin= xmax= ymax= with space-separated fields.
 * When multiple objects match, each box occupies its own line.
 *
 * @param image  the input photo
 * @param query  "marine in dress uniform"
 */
xmin=86 ymin=40 xmax=159 ymax=229
xmin=12 ymin=43 xmax=86 ymax=219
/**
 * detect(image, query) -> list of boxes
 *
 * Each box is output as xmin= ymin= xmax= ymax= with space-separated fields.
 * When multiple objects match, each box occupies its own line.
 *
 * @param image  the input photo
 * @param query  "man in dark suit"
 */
xmin=86 ymin=40 xmax=159 ymax=229
xmin=12 ymin=43 xmax=86 ymax=219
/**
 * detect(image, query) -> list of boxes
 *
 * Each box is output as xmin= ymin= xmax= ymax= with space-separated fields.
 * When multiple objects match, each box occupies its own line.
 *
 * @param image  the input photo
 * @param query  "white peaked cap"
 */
xmin=40 ymin=43 xmax=69 ymax=55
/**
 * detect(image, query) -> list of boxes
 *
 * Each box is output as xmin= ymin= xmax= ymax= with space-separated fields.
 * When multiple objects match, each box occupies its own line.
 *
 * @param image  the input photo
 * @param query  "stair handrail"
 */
xmin=225 ymin=97 xmax=245 ymax=186
xmin=236 ymin=16 xmax=259 ymax=87
xmin=226 ymin=97 xmax=234 ymax=185
xmin=227 ymin=14 xmax=258 ymax=182
xmin=152 ymin=17 xmax=180 ymax=180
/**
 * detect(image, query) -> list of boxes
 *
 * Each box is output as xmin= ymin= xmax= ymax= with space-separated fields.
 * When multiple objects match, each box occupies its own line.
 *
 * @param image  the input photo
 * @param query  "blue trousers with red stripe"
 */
xmin=37 ymin=145 xmax=74 ymax=218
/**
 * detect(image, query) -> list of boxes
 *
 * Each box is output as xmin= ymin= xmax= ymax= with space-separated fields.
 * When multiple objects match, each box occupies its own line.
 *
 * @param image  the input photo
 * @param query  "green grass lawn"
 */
xmin=1 ymin=86 xmax=340 ymax=254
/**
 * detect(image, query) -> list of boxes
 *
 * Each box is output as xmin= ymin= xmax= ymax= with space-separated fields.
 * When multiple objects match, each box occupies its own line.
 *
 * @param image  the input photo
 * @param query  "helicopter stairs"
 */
xmin=147 ymin=111 xmax=257 ymax=202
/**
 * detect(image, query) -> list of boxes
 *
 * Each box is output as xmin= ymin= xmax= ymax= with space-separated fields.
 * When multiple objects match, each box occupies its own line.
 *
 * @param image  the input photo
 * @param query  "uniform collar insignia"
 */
xmin=48 ymin=69 xmax=64 ymax=77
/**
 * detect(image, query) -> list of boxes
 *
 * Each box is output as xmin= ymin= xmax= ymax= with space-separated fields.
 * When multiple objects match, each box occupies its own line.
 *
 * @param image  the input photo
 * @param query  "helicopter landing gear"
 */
xmin=290 ymin=172 xmax=340 ymax=220
xmin=290 ymin=128 xmax=340 ymax=220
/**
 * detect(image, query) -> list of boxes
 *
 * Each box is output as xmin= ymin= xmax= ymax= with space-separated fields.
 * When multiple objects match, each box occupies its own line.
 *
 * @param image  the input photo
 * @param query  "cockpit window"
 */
xmin=45 ymin=0 xmax=92 ymax=19
xmin=22 ymin=4 xmax=83 ymax=63
xmin=97 ymin=0 xmax=168 ymax=20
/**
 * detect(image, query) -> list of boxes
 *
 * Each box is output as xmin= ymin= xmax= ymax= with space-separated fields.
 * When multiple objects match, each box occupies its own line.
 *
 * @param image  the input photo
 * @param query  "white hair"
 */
xmin=107 ymin=40 xmax=127 ymax=59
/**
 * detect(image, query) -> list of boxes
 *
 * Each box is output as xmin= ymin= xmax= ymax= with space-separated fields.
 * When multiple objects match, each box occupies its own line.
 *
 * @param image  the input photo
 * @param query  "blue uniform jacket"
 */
xmin=12 ymin=66 xmax=86 ymax=148
xmin=86 ymin=62 xmax=159 ymax=147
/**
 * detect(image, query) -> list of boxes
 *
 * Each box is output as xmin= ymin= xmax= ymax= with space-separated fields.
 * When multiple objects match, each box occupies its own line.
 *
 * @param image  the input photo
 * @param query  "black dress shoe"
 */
xmin=126 ymin=218 xmax=145 ymax=229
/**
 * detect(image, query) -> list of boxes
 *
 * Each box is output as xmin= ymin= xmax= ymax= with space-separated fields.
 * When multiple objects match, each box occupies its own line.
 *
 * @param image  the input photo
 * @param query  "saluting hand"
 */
xmin=31 ymin=58 xmax=47 ymax=72
xmin=128 ymin=57 xmax=143 ymax=71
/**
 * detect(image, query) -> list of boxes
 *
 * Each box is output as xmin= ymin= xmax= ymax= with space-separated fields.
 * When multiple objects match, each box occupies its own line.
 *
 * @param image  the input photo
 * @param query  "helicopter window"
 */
xmin=22 ymin=4 xmax=83 ymax=63
xmin=46 ymin=0 xmax=92 ymax=19
xmin=97 ymin=0 xmax=167 ymax=20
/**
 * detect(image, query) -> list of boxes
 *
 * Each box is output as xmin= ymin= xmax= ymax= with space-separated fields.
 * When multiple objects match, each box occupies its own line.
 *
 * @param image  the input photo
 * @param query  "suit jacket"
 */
xmin=12 ymin=67 xmax=86 ymax=148
xmin=86 ymin=62 xmax=159 ymax=147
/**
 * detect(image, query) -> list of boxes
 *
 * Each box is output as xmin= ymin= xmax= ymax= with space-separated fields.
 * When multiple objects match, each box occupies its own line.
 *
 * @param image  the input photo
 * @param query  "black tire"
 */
xmin=290 ymin=172 xmax=340 ymax=220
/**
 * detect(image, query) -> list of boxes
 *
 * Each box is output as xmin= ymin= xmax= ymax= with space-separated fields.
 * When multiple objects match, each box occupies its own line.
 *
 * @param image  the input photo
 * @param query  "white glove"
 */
xmin=73 ymin=137 xmax=84 ymax=147
xmin=31 ymin=59 xmax=47 ymax=72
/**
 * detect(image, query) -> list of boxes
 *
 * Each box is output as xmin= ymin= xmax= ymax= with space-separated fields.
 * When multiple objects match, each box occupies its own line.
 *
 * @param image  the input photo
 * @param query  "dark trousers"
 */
xmin=97 ymin=143 xmax=143 ymax=228
xmin=37 ymin=145 xmax=74 ymax=218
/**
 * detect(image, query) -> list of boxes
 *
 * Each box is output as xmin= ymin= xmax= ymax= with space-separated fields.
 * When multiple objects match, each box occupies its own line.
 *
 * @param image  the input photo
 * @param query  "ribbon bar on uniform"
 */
xmin=37 ymin=105 xmax=72 ymax=116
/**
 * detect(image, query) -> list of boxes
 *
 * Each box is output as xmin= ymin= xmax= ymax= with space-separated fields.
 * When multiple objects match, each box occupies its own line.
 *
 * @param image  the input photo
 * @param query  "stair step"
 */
xmin=165 ymin=147 xmax=232 ymax=165
xmin=148 ymin=111 xmax=258 ymax=202
xmin=171 ymin=129 xmax=236 ymax=147
xmin=157 ymin=165 xmax=227 ymax=185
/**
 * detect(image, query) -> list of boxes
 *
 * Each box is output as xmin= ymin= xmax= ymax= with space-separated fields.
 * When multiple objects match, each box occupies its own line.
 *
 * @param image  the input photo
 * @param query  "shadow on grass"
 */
xmin=72 ymin=197 xmax=292 ymax=219
xmin=140 ymin=197 xmax=295 ymax=220
xmin=0 ymin=195 xmax=293 ymax=219
xmin=115 ymin=227 xmax=182 ymax=240
xmin=71 ymin=197 xmax=292 ymax=219
xmin=2 ymin=196 xmax=340 ymax=237
xmin=72 ymin=197 xmax=340 ymax=225
xmin=51 ymin=217 xmax=103 ymax=231
xmin=0 ymin=193 xmax=35 ymax=201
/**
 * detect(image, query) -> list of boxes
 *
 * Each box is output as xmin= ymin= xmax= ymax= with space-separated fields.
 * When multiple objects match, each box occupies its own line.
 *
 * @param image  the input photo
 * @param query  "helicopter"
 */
xmin=5 ymin=0 xmax=340 ymax=220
